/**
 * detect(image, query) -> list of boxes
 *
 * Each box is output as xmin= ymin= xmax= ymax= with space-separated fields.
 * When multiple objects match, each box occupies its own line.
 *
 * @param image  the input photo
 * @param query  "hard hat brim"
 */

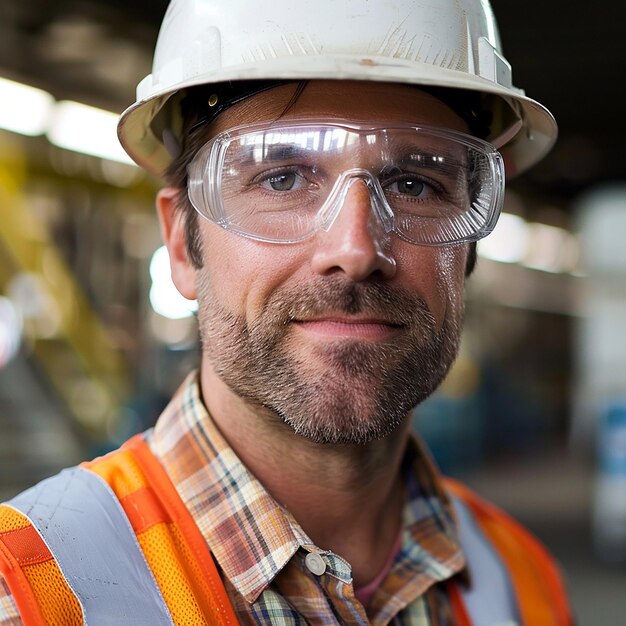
xmin=118 ymin=54 xmax=557 ymax=180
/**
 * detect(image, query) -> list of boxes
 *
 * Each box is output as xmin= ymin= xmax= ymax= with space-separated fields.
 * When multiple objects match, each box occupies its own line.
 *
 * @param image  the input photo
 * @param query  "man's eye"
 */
xmin=263 ymin=172 xmax=300 ymax=191
xmin=386 ymin=177 xmax=430 ymax=197
xmin=393 ymin=178 xmax=426 ymax=196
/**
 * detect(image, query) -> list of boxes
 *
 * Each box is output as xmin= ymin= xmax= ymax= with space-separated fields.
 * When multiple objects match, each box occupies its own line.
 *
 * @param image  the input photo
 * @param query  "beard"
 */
xmin=196 ymin=273 xmax=462 ymax=445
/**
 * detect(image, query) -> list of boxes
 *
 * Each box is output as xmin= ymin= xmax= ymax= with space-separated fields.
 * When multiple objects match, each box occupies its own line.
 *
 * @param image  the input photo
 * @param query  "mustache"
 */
xmin=262 ymin=276 xmax=436 ymax=328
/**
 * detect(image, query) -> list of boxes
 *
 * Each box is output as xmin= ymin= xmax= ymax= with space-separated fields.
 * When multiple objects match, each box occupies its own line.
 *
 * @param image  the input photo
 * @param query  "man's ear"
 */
xmin=156 ymin=187 xmax=198 ymax=300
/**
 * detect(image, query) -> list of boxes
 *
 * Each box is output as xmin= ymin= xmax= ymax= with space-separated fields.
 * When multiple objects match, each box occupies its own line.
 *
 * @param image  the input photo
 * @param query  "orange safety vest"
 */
xmin=0 ymin=434 xmax=572 ymax=625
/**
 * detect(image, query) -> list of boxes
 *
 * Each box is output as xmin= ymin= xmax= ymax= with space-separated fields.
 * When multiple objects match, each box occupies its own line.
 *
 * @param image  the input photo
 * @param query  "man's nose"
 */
xmin=311 ymin=178 xmax=397 ymax=281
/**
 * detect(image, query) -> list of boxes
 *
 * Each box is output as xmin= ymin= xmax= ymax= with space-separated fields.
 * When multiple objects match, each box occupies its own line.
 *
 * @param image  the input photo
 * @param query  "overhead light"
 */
xmin=524 ymin=223 xmax=580 ymax=274
xmin=0 ymin=76 xmax=55 ymax=136
xmin=479 ymin=212 xmax=581 ymax=275
xmin=478 ymin=213 xmax=529 ymax=264
xmin=47 ymin=100 xmax=134 ymax=165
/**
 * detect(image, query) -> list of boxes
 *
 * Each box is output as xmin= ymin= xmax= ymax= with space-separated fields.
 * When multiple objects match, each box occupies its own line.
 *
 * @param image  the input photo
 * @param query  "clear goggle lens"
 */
xmin=187 ymin=120 xmax=505 ymax=246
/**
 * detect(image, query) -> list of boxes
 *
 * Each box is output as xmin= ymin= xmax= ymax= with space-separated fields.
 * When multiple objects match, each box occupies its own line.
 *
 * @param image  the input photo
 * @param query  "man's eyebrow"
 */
xmin=236 ymin=142 xmax=313 ymax=164
xmin=386 ymin=140 xmax=467 ymax=170
xmin=386 ymin=152 xmax=466 ymax=174
xmin=232 ymin=137 xmax=469 ymax=171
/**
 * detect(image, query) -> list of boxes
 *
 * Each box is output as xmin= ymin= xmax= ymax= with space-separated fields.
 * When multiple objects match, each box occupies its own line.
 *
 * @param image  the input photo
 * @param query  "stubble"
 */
xmin=196 ymin=273 xmax=462 ymax=445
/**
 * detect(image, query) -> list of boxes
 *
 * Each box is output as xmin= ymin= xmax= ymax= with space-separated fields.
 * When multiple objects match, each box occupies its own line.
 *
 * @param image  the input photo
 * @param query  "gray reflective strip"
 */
xmin=451 ymin=495 xmax=521 ymax=626
xmin=7 ymin=466 xmax=174 ymax=626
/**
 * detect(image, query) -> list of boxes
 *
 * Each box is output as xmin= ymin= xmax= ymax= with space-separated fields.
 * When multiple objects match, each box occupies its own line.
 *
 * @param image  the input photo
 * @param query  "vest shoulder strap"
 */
xmin=0 ymin=435 xmax=239 ymax=626
xmin=4 ymin=465 xmax=175 ymax=625
xmin=115 ymin=434 xmax=239 ymax=626
xmin=450 ymin=493 xmax=520 ymax=625
xmin=444 ymin=477 xmax=572 ymax=626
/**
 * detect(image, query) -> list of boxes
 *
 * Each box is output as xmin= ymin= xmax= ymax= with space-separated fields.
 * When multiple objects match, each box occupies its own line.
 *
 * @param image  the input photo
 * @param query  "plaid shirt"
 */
xmin=0 ymin=372 xmax=466 ymax=625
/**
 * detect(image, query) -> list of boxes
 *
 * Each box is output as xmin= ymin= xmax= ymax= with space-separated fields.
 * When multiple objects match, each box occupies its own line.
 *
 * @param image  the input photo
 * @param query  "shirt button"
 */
xmin=305 ymin=552 xmax=327 ymax=576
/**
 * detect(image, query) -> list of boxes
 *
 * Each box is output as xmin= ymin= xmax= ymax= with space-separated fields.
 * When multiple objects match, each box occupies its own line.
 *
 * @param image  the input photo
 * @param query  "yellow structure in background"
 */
xmin=0 ymin=135 xmax=129 ymax=437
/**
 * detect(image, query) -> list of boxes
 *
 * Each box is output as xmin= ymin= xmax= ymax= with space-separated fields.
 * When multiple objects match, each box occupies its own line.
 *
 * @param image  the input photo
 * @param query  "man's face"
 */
xmin=167 ymin=81 xmax=469 ymax=444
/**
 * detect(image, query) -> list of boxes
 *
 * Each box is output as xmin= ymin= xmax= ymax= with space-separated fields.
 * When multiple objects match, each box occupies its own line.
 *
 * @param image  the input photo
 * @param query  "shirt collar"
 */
xmin=148 ymin=371 xmax=465 ymax=603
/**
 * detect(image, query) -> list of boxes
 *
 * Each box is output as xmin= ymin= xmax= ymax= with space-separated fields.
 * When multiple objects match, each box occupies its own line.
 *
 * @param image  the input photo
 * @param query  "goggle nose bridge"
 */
xmin=317 ymin=168 xmax=396 ymax=235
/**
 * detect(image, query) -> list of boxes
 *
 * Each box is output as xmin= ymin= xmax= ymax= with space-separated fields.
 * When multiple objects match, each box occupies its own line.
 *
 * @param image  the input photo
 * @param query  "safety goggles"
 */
xmin=187 ymin=119 xmax=505 ymax=246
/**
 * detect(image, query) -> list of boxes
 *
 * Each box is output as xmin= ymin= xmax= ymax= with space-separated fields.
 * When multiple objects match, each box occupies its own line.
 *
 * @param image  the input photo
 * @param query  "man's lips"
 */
xmin=292 ymin=316 xmax=402 ymax=340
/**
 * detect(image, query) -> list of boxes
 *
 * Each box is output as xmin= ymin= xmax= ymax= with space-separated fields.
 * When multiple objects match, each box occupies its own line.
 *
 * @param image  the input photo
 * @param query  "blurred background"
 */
xmin=0 ymin=1 xmax=625 ymax=622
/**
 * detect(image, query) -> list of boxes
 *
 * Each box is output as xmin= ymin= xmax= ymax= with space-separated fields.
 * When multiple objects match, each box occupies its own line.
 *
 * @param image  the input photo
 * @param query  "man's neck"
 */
xmin=199 ymin=366 xmax=411 ymax=588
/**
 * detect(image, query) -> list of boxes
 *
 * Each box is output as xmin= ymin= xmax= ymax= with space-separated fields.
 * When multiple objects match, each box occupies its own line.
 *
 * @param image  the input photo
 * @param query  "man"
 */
xmin=0 ymin=0 xmax=572 ymax=624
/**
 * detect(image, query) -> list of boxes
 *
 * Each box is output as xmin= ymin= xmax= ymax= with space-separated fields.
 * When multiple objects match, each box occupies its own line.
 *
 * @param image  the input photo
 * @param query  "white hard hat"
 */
xmin=118 ymin=0 xmax=557 ymax=179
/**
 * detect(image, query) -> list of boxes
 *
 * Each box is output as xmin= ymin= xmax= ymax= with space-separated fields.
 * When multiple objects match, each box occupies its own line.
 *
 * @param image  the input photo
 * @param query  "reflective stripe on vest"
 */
xmin=6 ymin=466 xmax=174 ymax=626
xmin=451 ymin=495 xmax=521 ymax=626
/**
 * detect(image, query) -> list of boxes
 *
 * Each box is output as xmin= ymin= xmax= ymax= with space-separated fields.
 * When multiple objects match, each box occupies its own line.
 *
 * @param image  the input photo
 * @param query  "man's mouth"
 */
xmin=292 ymin=316 xmax=402 ymax=340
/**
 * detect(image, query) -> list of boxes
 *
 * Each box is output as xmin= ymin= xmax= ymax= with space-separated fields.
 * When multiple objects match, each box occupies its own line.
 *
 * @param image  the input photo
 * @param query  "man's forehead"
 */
xmin=206 ymin=80 xmax=470 ymax=136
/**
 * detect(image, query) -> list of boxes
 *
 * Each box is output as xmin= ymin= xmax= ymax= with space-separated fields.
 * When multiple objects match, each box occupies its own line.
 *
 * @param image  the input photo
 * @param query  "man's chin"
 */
xmin=293 ymin=338 xmax=404 ymax=378
xmin=269 ymin=371 xmax=415 ymax=445
xmin=280 ymin=406 xmax=407 ymax=446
